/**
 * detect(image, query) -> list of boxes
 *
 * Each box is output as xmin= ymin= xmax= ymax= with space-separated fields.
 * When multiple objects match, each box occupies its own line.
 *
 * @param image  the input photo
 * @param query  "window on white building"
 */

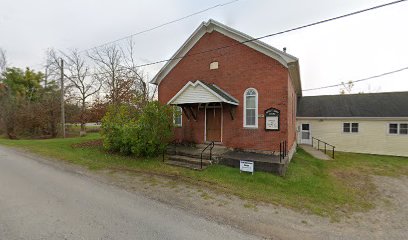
xmin=389 ymin=123 xmax=398 ymax=134
xmin=244 ymin=88 xmax=258 ymax=128
xmin=343 ymin=122 xmax=359 ymax=133
xmin=400 ymin=124 xmax=408 ymax=135
xmin=389 ymin=123 xmax=408 ymax=135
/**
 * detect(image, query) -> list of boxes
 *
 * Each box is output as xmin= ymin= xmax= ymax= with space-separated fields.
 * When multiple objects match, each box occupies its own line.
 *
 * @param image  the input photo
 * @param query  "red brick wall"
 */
xmin=158 ymin=31 xmax=297 ymax=152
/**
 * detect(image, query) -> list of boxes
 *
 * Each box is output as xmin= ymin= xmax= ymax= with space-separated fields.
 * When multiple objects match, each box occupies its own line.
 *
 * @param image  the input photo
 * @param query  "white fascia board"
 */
xmin=151 ymin=19 xmax=299 ymax=86
xmin=150 ymin=22 xmax=207 ymax=85
xmin=167 ymin=81 xmax=194 ymax=105
xmin=208 ymin=20 xmax=297 ymax=65
xmin=288 ymin=61 xmax=302 ymax=96
xmin=167 ymin=80 xmax=239 ymax=106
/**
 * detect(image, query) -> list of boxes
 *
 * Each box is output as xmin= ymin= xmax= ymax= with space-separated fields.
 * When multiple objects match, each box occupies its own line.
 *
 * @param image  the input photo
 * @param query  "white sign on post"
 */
xmin=240 ymin=160 xmax=254 ymax=174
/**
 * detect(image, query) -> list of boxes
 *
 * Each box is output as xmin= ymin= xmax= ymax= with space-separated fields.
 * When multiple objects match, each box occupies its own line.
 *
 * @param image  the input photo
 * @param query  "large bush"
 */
xmin=100 ymin=104 xmax=139 ymax=154
xmin=101 ymin=101 xmax=174 ymax=157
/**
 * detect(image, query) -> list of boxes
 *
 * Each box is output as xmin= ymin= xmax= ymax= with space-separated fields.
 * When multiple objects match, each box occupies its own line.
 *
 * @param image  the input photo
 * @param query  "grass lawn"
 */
xmin=1 ymin=133 xmax=407 ymax=219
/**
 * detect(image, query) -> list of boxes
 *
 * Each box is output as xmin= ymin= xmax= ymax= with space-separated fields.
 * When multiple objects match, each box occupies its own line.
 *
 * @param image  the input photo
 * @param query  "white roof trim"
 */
xmin=167 ymin=80 xmax=239 ymax=106
xmin=151 ymin=19 xmax=299 ymax=87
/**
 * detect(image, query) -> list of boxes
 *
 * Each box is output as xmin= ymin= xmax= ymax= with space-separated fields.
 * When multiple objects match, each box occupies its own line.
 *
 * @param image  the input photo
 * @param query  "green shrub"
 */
xmin=101 ymin=101 xmax=174 ymax=157
xmin=101 ymin=104 xmax=140 ymax=154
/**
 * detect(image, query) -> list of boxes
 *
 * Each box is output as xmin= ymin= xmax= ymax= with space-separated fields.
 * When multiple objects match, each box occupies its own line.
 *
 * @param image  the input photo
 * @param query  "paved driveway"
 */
xmin=0 ymin=146 xmax=258 ymax=240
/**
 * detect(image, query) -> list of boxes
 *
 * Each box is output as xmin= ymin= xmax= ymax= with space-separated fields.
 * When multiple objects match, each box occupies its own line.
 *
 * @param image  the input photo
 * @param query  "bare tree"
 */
xmin=88 ymin=45 xmax=135 ymax=104
xmin=0 ymin=48 xmax=7 ymax=74
xmin=63 ymin=50 xmax=102 ymax=132
xmin=121 ymin=38 xmax=156 ymax=105
xmin=88 ymin=41 xmax=157 ymax=106
xmin=48 ymin=49 xmax=102 ymax=132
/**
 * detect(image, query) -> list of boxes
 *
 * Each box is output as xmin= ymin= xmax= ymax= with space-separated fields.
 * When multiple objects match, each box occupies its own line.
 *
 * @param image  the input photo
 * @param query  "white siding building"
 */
xmin=297 ymin=92 xmax=408 ymax=157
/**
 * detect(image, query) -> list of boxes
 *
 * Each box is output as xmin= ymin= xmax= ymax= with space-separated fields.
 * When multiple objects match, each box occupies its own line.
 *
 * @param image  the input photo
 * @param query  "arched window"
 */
xmin=244 ymin=88 xmax=258 ymax=128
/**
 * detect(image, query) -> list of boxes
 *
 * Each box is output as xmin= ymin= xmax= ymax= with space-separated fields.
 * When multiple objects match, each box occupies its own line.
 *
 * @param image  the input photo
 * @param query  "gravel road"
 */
xmin=0 ymin=146 xmax=258 ymax=240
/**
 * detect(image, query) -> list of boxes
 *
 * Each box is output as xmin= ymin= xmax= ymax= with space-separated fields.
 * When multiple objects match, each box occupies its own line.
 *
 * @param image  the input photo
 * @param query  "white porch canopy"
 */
xmin=167 ymin=80 xmax=239 ymax=106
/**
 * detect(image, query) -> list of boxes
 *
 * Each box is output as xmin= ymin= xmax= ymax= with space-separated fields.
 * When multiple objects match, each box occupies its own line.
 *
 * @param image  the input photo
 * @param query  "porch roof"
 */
xmin=167 ymin=80 xmax=239 ymax=106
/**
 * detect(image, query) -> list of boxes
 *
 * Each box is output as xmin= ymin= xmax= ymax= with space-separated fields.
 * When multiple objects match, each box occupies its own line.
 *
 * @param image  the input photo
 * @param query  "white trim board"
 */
xmin=150 ymin=19 xmax=301 ymax=95
xmin=167 ymin=80 xmax=239 ymax=105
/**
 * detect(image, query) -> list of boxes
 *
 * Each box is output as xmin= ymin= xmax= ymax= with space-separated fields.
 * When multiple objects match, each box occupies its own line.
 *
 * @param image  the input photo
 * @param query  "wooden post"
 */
xmin=60 ymin=59 xmax=65 ymax=138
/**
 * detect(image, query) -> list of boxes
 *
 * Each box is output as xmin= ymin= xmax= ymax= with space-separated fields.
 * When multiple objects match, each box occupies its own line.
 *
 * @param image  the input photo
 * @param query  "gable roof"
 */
xmin=151 ymin=19 xmax=302 ymax=95
xmin=297 ymin=91 xmax=408 ymax=118
xmin=168 ymin=80 xmax=238 ymax=106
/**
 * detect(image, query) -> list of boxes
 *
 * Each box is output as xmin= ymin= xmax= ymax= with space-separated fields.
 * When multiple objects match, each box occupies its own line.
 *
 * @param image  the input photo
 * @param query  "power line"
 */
xmin=80 ymin=0 xmax=240 ymax=53
xmin=82 ymin=0 xmax=407 ymax=77
xmin=115 ymin=0 xmax=408 ymax=69
xmin=302 ymin=66 xmax=408 ymax=91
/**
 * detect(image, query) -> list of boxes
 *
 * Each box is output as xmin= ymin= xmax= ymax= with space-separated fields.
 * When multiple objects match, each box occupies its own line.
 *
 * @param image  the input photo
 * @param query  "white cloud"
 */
xmin=0 ymin=0 xmax=407 ymax=95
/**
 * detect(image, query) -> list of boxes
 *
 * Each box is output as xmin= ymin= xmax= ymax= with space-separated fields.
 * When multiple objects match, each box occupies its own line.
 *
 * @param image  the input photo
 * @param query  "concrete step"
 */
xmin=166 ymin=147 xmax=213 ymax=160
xmin=165 ymin=160 xmax=207 ymax=170
xmin=168 ymin=155 xmax=212 ymax=166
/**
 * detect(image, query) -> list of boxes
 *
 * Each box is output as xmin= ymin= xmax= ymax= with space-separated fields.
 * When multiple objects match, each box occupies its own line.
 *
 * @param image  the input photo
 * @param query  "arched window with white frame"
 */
xmin=243 ymin=88 xmax=258 ymax=128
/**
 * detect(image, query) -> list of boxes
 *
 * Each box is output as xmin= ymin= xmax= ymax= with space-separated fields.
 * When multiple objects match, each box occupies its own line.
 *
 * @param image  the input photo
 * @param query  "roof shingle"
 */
xmin=297 ymin=92 xmax=408 ymax=118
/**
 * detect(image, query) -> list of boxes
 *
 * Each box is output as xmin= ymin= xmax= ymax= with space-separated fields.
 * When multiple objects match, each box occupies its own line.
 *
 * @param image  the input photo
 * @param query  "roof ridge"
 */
xmin=205 ymin=19 xmax=299 ymax=61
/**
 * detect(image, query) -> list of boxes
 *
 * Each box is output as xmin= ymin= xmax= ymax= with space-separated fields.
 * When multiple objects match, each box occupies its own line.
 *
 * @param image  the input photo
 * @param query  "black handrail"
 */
xmin=311 ymin=137 xmax=335 ymax=159
xmin=200 ymin=141 xmax=214 ymax=169
xmin=279 ymin=140 xmax=288 ymax=163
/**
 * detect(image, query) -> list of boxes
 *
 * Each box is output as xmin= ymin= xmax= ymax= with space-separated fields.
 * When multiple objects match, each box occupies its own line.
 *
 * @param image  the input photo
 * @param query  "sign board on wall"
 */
xmin=265 ymin=108 xmax=280 ymax=131
xmin=240 ymin=160 xmax=254 ymax=174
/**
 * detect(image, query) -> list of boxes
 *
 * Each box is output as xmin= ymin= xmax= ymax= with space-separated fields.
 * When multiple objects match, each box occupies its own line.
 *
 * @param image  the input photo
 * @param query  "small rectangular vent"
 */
xmin=210 ymin=61 xmax=219 ymax=70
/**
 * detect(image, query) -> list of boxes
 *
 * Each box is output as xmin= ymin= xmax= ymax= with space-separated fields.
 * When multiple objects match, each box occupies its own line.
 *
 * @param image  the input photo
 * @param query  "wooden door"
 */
xmin=206 ymin=107 xmax=222 ymax=142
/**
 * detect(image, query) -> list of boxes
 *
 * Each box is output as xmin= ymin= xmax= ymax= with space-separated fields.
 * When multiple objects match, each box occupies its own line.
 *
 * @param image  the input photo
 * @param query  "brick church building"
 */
xmin=151 ymin=19 xmax=301 ymax=157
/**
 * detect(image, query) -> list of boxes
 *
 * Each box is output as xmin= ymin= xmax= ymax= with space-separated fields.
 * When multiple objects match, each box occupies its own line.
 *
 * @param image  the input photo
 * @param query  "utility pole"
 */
xmin=60 ymin=58 xmax=66 ymax=138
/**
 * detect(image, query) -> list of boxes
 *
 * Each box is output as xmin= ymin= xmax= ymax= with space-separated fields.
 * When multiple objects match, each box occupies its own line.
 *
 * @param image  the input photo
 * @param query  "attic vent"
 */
xmin=210 ymin=61 xmax=219 ymax=70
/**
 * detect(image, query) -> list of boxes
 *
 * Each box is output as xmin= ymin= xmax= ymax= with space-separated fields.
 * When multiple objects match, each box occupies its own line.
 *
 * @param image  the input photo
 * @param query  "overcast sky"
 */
xmin=1 ymin=0 xmax=407 ymax=96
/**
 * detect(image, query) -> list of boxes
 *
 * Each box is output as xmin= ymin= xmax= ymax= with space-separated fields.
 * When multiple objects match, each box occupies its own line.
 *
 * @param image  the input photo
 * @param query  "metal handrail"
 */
xmin=200 ymin=141 xmax=214 ymax=169
xmin=312 ymin=137 xmax=335 ymax=159
xmin=279 ymin=140 xmax=288 ymax=163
